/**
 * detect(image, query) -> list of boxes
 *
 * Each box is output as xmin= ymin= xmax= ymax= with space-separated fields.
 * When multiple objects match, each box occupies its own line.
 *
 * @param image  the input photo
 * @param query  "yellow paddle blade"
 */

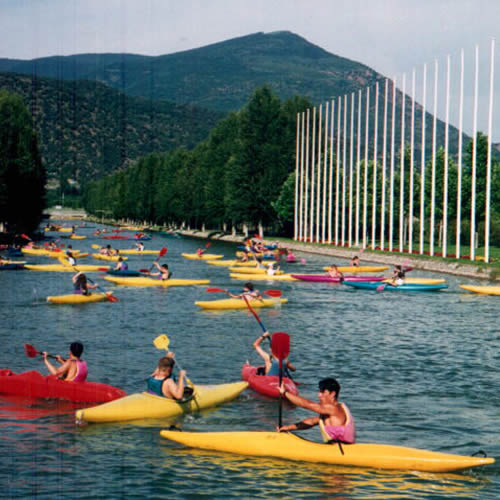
xmin=153 ymin=334 xmax=170 ymax=351
xmin=91 ymin=244 xmax=101 ymax=249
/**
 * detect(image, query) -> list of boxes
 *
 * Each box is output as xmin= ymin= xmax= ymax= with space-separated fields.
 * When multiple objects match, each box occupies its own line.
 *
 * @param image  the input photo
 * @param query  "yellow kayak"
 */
xmin=182 ymin=253 xmax=224 ymax=260
xmin=323 ymin=266 xmax=389 ymax=273
xmin=230 ymin=273 xmax=298 ymax=281
xmin=206 ymin=260 xmax=259 ymax=267
xmin=104 ymin=276 xmax=210 ymax=287
xmin=195 ymin=297 xmax=288 ymax=310
xmin=69 ymin=235 xmax=87 ymax=239
xmin=159 ymin=431 xmax=495 ymax=473
xmin=459 ymin=285 xmax=500 ymax=295
xmin=75 ymin=381 xmax=248 ymax=423
xmin=47 ymin=293 xmax=113 ymax=304
xmin=228 ymin=267 xmax=284 ymax=275
xmin=383 ymin=278 xmax=446 ymax=285
xmin=21 ymin=247 xmax=88 ymax=258
xmin=235 ymin=251 xmax=276 ymax=259
xmin=92 ymin=254 xmax=128 ymax=262
xmin=25 ymin=264 xmax=109 ymax=272
xmin=114 ymin=249 xmax=161 ymax=255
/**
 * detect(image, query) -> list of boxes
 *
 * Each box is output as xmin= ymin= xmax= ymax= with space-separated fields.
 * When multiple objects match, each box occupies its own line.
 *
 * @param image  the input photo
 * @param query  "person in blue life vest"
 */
xmin=147 ymin=355 xmax=186 ymax=399
xmin=253 ymin=332 xmax=296 ymax=377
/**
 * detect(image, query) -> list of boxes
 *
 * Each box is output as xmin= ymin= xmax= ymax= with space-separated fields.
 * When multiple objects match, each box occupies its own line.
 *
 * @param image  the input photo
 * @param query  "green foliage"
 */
xmin=0 ymin=90 xmax=46 ymax=233
xmin=272 ymin=172 xmax=296 ymax=234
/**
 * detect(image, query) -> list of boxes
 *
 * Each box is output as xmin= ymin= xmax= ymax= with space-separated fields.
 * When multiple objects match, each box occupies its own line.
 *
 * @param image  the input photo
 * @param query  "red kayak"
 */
xmin=241 ymin=363 xmax=298 ymax=399
xmin=291 ymin=274 xmax=385 ymax=283
xmin=0 ymin=369 xmax=126 ymax=403
xmin=102 ymin=235 xmax=129 ymax=240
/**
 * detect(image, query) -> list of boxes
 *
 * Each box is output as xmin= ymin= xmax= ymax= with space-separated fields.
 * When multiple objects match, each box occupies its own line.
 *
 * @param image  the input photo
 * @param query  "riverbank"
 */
xmin=177 ymin=229 xmax=498 ymax=281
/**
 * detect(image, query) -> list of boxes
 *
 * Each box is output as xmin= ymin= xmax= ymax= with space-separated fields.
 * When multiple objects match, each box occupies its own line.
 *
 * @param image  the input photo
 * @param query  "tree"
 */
xmin=0 ymin=90 xmax=46 ymax=233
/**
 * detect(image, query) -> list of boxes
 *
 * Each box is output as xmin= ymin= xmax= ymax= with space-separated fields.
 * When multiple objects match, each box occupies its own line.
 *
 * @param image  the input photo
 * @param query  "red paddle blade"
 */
xmin=271 ymin=332 xmax=290 ymax=360
xmin=206 ymin=287 xmax=227 ymax=293
xmin=21 ymin=233 xmax=31 ymax=240
xmin=159 ymin=247 xmax=168 ymax=257
xmin=376 ymin=284 xmax=386 ymax=292
xmin=24 ymin=344 xmax=39 ymax=358
xmin=264 ymin=290 xmax=282 ymax=297
xmin=205 ymin=242 xmax=211 ymax=248
xmin=106 ymin=294 xmax=119 ymax=303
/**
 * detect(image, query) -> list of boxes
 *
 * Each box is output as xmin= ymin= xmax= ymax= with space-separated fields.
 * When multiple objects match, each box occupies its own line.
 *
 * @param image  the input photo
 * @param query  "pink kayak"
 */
xmin=242 ymin=363 xmax=298 ymax=399
xmin=291 ymin=274 xmax=385 ymax=283
xmin=0 ymin=369 xmax=126 ymax=403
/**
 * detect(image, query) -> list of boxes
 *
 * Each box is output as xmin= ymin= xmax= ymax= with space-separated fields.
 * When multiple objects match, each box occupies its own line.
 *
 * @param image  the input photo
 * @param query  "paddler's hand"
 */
xmin=42 ymin=352 xmax=48 ymax=360
xmin=56 ymin=355 xmax=64 ymax=363
xmin=262 ymin=332 xmax=270 ymax=339
xmin=166 ymin=351 xmax=175 ymax=359
xmin=278 ymin=382 xmax=287 ymax=396
xmin=178 ymin=370 xmax=186 ymax=379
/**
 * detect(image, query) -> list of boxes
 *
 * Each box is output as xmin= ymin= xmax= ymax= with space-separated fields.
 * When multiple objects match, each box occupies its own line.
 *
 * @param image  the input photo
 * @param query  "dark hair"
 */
xmin=70 ymin=342 xmax=84 ymax=358
xmin=244 ymin=282 xmax=254 ymax=291
xmin=75 ymin=274 xmax=87 ymax=287
xmin=319 ymin=378 xmax=340 ymax=397
xmin=158 ymin=357 xmax=175 ymax=370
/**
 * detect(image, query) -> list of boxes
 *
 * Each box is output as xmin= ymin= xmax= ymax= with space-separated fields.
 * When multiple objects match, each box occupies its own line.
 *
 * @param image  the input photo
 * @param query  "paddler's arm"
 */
xmin=163 ymin=370 xmax=186 ymax=400
xmin=253 ymin=333 xmax=271 ymax=365
xmin=286 ymin=360 xmax=297 ymax=372
xmin=277 ymin=416 xmax=319 ymax=432
xmin=43 ymin=353 xmax=70 ymax=377
xmin=279 ymin=383 xmax=331 ymax=415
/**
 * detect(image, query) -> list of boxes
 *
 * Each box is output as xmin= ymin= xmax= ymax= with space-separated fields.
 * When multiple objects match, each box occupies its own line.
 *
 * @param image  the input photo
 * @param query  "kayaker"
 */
xmin=135 ymin=241 xmax=145 ymax=251
xmin=350 ymin=256 xmax=360 ymax=267
xmin=266 ymin=262 xmax=280 ymax=276
xmin=147 ymin=356 xmax=186 ymax=400
xmin=196 ymin=247 xmax=206 ymax=257
xmin=65 ymin=250 xmax=77 ymax=266
xmin=328 ymin=265 xmax=344 ymax=280
xmin=72 ymin=271 xmax=98 ymax=295
xmin=150 ymin=262 xmax=171 ymax=280
xmin=43 ymin=342 xmax=88 ymax=382
xmin=277 ymin=377 xmax=356 ymax=444
xmin=390 ymin=265 xmax=405 ymax=285
xmin=253 ymin=332 xmax=296 ymax=377
xmin=230 ymin=282 xmax=262 ymax=300
xmin=114 ymin=256 xmax=128 ymax=271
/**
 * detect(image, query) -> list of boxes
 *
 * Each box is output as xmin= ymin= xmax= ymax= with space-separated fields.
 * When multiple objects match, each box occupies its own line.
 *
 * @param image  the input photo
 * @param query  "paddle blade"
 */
xmin=21 ymin=233 xmax=31 ymax=241
xmin=271 ymin=332 xmax=290 ymax=360
xmin=98 ymin=268 xmax=109 ymax=272
xmin=153 ymin=334 xmax=170 ymax=351
xmin=205 ymin=287 xmax=228 ymax=293
xmin=376 ymin=284 xmax=386 ymax=292
xmin=24 ymin=344 xmax=39 ymax=358
xmin=92 ymin=244 xmax=101 ymax=249
xmin=263 ymin=290 xmax=282 ymax=297
xmin=159 ymin=247 xmax=168 ymax=257
xmin=106 ymin=293 xmax=119 ymax=303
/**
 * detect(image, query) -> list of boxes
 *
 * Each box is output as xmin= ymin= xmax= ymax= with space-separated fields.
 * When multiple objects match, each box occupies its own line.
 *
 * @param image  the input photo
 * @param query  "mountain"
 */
xmin=0 ymin=32 xmax=379 ymax=112
xmin=0 ymin=72 xmax=222 ymax=187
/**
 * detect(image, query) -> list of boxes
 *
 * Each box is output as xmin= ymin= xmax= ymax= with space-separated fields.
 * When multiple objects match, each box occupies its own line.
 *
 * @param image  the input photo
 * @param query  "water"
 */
xmin=1 ymin=227 xmax=499 ymax=498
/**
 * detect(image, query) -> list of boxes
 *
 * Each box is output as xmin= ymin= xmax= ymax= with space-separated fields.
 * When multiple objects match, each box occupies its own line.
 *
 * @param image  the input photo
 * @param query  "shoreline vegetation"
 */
xmin=52 ymin=210 xmax=498 ymax=281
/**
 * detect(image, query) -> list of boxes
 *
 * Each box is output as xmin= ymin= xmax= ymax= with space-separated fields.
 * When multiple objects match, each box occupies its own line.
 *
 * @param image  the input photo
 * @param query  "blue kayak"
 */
xmin=344 ymin=281 xmax=448 ymax=292
xmin=106 ymin=269 xmax=143 ymax=277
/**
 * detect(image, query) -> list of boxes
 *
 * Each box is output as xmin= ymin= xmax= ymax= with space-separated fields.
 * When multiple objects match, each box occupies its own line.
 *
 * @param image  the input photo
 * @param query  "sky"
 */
xmin=1 ymin=0 xmax=500 ymax=137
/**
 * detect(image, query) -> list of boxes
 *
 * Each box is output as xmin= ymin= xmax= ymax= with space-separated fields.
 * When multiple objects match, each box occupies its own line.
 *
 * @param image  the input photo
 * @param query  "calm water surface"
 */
xmin=1 ymin=226 xmax=498 ymax=498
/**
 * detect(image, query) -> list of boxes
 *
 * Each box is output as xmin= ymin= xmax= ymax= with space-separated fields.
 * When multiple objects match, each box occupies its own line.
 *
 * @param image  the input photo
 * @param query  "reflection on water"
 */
xmin=1 ymin=226 xmax=499 ymax=498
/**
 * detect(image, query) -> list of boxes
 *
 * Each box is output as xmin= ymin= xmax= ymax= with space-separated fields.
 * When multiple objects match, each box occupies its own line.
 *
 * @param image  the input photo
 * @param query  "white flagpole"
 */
xmin=485 ymin=39 xmax=495 ymax=263
xmin=294 ymin=113 xmax=300 ymax=240
xmin=430 ymin=59 xmax=438 ymax=256
xmin=348 ymin=92 xmax=355 ymax=247
xmin=299 ymin=112 xmax=305 ymax=241
xmin=380 ymin=79 xmax=388 ymax=251
xmin=328 ymin=99 xmax=335 ymax=243
xmin=304 ymin=109 xmax=310 ymax=240
xmin=355 ymin=90 xmax=362 ymax=246
xmin=399 ymin=74 xmax=406 ymax=252
xmin=310 ymin=106 xmax=316 ymax=243
xmin=335 ymin=96 xmax=341 ymax=245
xmin=316 ymin=105 xmax=322 ymax=243
xmin=342 ymin=94 xmax=347 ymax=246
xmin=456 ymin=50 xmax=464 ymax=258
xmin=470 ymin=45 xmax=479 ymax=261
xmin=409 ymin=69 xmax=416 ymax=253
xmin=363 ymin=87 xmax=370 ymax=249
xmin=419 ymin=63 xmax=427 ymax=255
xmin=442 ymin=55 xmax=451 ymax=258
xmin=322 ymin=101 xmax=329 ymax=243
xmin=372 ymin=82 xmax=379 ymax=250
xmin=389 ymin=76 xmax=397 ymax=252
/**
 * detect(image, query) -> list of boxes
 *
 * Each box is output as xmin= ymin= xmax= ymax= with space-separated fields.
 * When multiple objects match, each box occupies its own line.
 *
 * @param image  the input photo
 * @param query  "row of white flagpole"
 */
xmin=294 ymin=40 xmax=496 ymax=262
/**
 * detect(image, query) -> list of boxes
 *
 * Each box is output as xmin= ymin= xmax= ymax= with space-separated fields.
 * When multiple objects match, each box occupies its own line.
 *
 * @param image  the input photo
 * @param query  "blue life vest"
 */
xmin=147 ymin=376 xmax=167 ymax=396
xmin=267 ymin=358 xmax=291 ymax=377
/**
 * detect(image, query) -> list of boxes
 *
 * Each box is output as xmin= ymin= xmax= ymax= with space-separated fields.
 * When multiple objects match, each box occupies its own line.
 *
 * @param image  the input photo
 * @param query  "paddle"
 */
xmin=271 ymin=332 xmax=290 ymax=428
xmin=139 ymin=247 xmax=168 ymax=273
xmin=24 ymin=343 xmax=61 ymax=361
xmin=153 ymin=334 xmax=194 ymax=387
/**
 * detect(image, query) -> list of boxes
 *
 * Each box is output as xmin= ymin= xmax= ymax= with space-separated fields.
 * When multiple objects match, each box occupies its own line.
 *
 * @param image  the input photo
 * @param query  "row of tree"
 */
xmin=0 ymin=90 xmax=46 ymax=235
xmin=83 ymin=87 xmax=311 ymax=233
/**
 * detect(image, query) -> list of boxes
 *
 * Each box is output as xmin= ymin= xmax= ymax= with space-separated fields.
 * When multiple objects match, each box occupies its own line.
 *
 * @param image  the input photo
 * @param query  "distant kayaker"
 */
xmin=265 ymin=262 xmax=280 ymax=276
xmin=114 ymin=256 xmax=128 ymax=271
xmin=65 ymin=251 xmax=77 ymax=266
xmin=350 ymin=256 xmax=360 ymax=267
xmin=278 ymin=377 xmax=356 ymax=444
xmin=253 ymin=332 xmax=296 ymax=377
xmin=72 ymin=271 xmax=97 ymax=295
xmin=147 ymin=356 xmax=186 ymax=400
xmin=196 ymin=247 xmax=206 ymax=257
xmin=328 ymin=265 xmax=344 ymax=280
xmin=229 ymin=282 xmax=262 ymax=300
xmin=135 ymin=241 xmax=145 ymax=251
xmin=150 ymin=262 xmax=171 ymax=280
xmin=390 ymin=265 xmax=405 ymax=285
xmin=43 ymin=342 xmax=88 ymax=382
